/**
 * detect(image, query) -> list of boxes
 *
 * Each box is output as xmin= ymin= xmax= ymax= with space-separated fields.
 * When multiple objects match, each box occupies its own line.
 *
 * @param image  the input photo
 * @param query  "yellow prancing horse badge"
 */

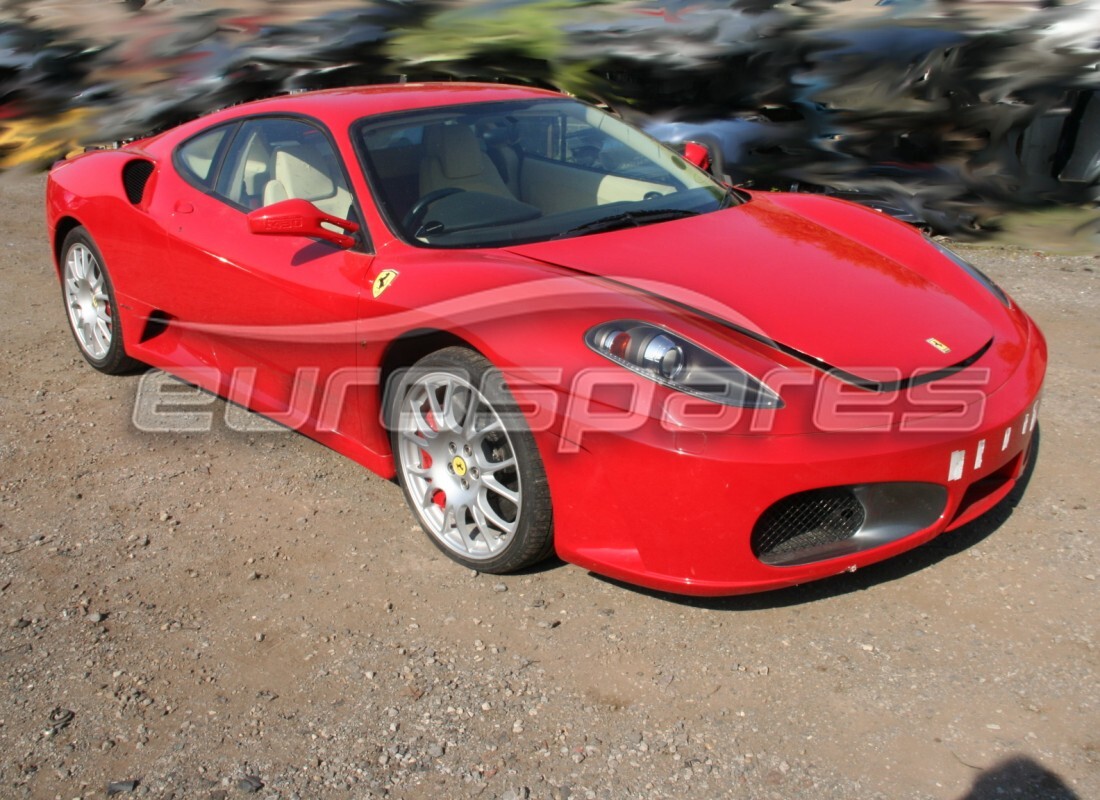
xmin=925 ymin=337 xmax=951 ymax=354
xmin=372 ymin=269 xmax=399 ymax=298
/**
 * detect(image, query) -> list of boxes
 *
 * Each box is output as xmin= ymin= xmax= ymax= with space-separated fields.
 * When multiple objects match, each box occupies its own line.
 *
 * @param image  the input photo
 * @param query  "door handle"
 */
xmin=174 ymin=201 xmax=194 ymax=214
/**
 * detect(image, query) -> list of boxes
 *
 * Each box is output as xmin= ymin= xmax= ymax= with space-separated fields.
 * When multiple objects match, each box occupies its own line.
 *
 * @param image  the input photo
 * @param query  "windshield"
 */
xmin=355 ymin=98 xmax=739 ymax=248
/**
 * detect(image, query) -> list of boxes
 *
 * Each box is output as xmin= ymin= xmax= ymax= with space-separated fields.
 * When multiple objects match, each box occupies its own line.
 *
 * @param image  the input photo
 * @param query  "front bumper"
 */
xmin=532 ymin=322 xmax=1046 ymax=596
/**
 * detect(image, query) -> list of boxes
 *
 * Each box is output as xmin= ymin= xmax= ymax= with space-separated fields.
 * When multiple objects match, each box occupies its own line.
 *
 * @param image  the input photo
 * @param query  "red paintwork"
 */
xmin=45 ymin=83 xmax=1047 ymax=596
xmin=508 ymin=195 xmax=997 ymax=385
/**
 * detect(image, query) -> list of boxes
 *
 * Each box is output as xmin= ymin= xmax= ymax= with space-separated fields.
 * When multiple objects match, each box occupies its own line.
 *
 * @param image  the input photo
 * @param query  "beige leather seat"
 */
xmin=240 ymin=142 xmax=270 ymax=207
xmin=263 ymin=143 xmax=352 ymax=220
xmin=419 ymin=124 xmax=513 ymax=199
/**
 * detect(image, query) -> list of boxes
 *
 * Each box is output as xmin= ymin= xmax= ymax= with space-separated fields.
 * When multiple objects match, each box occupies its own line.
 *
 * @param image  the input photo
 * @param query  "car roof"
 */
xmin=197 ymin=82 xmax=565 ymax=130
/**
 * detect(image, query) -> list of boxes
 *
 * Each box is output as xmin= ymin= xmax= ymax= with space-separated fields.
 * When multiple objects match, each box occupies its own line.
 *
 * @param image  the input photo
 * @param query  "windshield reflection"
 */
xmin=357 ymin=99 xmax=735 ymax=248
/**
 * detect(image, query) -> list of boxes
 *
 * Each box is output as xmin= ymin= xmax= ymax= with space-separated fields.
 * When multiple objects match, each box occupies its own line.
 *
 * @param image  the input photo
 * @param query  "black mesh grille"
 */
xmin=752 ymin=488 xmax=865 ymax=565
xmin=122 ymin=160 xmax=154 ymax=204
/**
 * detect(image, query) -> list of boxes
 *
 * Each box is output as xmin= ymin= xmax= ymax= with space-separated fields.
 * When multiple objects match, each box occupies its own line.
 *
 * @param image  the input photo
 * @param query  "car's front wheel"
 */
xmin=390 ymin=347 xmax=553 ymax=573
xmin=60 ymin=227 xmax=140 ymax=374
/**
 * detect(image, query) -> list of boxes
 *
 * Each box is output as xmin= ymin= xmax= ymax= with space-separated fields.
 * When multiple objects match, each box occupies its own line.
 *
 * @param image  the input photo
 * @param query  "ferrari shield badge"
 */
xmin=925 ymin=337 xmax=951 ymax=354
xmin=372 ymin=269 xmax=399 ymax=298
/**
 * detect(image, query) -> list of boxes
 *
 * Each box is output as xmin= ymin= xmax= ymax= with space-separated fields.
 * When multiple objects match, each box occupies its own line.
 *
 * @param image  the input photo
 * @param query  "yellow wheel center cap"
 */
xmin=452 ymin=456 xmax=468 ymax=477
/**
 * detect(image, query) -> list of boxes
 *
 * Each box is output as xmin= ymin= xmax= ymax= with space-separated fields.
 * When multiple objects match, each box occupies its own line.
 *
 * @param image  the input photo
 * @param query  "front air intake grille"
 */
xmin=122 ymin=159 xmax=155 ymax=204
xmin=752 ymin=488 xmax=865 ymax=565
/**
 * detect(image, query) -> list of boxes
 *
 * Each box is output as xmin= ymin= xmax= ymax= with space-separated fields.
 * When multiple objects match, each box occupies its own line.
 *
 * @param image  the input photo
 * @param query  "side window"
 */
xmin=515 ymin=115 xmax=563 ymax=160
xmin=214 ymin=118 xmax=353 ymax=219
xmin=513 ymin=114 xmax=648 ymax=176
xmin=177 ymin=125 xmax=231 ymax=188
xmin=564 ymin=117 xmax=603 ymax=169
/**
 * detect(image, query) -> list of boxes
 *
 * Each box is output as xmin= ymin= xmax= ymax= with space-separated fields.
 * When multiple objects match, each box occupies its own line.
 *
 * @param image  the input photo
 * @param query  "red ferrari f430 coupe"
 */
xmin=46 ymin=84 xmax=1046 ymax=595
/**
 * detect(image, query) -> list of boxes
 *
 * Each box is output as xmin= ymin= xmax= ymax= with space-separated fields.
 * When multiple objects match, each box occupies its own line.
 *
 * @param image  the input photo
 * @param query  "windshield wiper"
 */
xmin=555 ymin=208 xmax=699 ymax=239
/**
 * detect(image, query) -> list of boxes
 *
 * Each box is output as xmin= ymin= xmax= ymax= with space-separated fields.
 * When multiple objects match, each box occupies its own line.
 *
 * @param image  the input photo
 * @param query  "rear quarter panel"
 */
xmin=48 ymin=149 xmax=169 ymax=352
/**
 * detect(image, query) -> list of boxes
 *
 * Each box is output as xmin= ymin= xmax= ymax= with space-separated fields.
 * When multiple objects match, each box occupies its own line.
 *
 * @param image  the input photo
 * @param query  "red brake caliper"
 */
xmin=422 ymin=408 xmax=445 ymax=508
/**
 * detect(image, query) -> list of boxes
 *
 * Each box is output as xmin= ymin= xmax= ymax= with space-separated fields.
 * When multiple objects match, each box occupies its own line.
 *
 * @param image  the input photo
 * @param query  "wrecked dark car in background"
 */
xmin=643 ymin=87 xmax=1100 ymax=234
xmin=621 ymin=10 xmax=1100 ymax=234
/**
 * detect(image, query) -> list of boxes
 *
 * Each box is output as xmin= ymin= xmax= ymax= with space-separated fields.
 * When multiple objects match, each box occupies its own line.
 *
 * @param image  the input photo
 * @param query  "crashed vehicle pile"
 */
xmin=3 ymin=0 xmax=1100 ymax=233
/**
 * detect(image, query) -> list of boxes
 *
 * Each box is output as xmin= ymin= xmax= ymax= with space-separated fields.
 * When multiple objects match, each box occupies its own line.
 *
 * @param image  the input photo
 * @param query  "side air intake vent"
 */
xmin=122 ymin=160 xmax=155 ymax=205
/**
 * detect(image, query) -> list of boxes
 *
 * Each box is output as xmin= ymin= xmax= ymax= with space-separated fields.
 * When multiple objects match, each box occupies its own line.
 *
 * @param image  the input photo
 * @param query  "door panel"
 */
xmin=147 ymin=117 xmax=373 ymax=438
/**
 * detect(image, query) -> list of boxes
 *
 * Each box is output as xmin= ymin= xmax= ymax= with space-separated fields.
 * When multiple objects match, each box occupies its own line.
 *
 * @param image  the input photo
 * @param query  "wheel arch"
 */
xmin=52 ymin=216 xmax=84 ymax=274
xmin=377 ymin=328 xmax=483 ymax=416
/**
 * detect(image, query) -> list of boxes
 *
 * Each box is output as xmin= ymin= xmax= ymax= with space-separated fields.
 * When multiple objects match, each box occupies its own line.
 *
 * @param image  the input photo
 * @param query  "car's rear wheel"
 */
xmin=390 ymin=347 xmax=553 ymax=573
xmin=60 ymin=227 xmax=139 ymax=374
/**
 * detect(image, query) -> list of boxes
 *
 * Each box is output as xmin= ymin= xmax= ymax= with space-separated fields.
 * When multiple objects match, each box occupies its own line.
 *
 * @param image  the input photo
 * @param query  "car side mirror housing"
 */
xmin=247 ymin=198 xmax=359 ymax=249
xmin=682 ymin=141 xmax=713 ymax=173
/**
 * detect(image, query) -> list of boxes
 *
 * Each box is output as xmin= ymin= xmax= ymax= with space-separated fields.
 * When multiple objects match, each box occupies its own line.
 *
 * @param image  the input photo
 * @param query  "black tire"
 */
xmin=59 ymin=227 xmax=141 ymax=375
xmin=389 ymin=347 xmax=554 ymax=573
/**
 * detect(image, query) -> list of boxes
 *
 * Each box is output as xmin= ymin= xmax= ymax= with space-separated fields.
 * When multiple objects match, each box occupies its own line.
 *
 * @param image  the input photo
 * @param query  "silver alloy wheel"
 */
xmin=395 ymin=370 xmax=522 ymax=560
xmin=63 ymin=242 xmax=112 ymax=361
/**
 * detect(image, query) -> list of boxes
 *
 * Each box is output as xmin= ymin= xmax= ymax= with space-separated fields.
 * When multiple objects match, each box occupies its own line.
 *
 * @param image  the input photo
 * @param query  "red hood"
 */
xmin=505 ymin=194 xmax=992 ymax=384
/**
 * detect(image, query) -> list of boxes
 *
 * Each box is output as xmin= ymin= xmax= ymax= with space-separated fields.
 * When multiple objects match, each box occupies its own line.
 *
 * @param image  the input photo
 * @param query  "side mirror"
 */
xmin=682 ymin=141 xmax=713 ymax=173
xmin=248 ymin=198 xmax=359 ymax=250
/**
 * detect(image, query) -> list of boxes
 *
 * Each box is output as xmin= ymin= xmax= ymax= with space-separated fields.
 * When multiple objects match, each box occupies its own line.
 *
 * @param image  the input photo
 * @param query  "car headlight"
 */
xmin=585 ymin=321 xmax=782 ymax=408
xmin=931 ymin=239 xmax=1011 ymax=308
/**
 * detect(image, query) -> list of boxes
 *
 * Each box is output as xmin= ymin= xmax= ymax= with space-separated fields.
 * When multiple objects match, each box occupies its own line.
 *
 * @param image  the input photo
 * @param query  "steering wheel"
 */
xmin=403 ymin=188 xmax=466 ymax=234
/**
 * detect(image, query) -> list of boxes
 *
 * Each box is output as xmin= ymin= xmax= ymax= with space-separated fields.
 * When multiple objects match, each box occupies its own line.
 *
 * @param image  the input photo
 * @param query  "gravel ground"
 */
xmin=0 ymin=171 xmax=1097 ymax=800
